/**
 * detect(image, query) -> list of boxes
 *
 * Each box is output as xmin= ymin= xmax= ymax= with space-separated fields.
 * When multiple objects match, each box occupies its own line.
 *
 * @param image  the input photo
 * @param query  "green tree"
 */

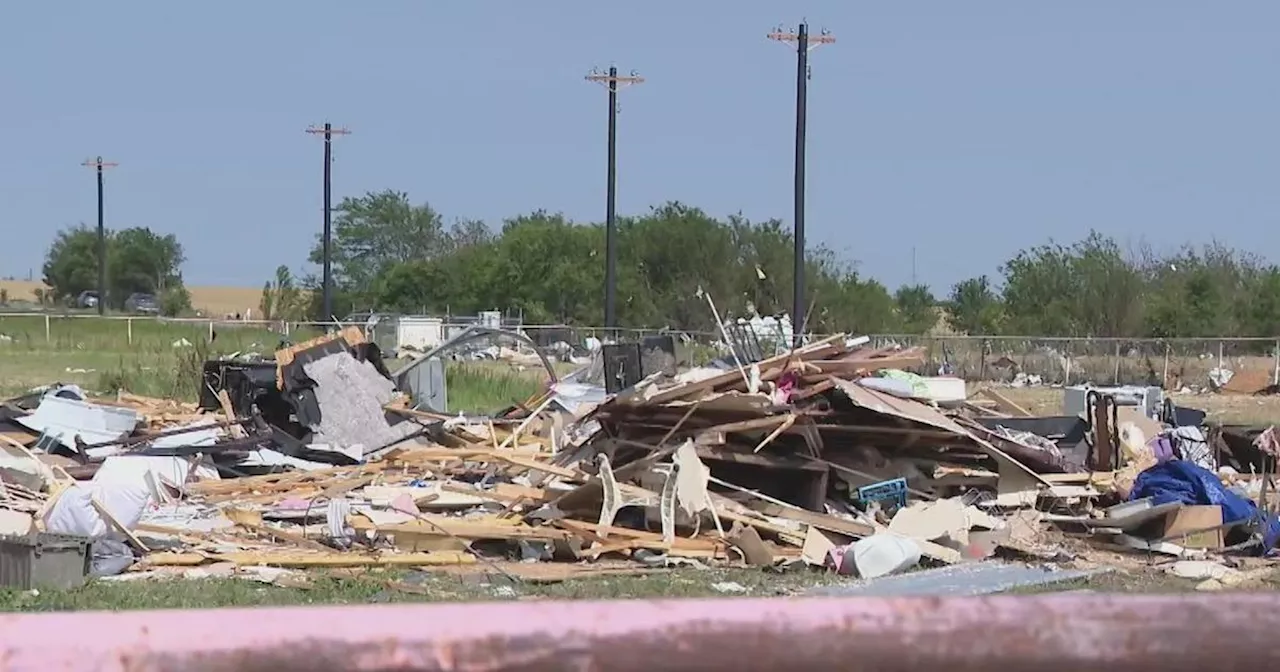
xmin=998 ymin=231 xmax=1141 ymax=337
xmin=110 ymin=228 xmax=185 ymax=303
xmin=42 ymin=225 xmax=103 ymax=301
xmin=259 ymin=266 xmax=308 ymax=321
xmin=894 ymin=284 xmax=937 ymax=334
xmin=160 ymin=287 xmax=193 ymax=317
xmin=309 ymin=190 xmax=451 ymax=305
xmin=947 ymin=275 xmax=1003 ymax=335
xmin=42 ymin=225 xmax=186 ymax=309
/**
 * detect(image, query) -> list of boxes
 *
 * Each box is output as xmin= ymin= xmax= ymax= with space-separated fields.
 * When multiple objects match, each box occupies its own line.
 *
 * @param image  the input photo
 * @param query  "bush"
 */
xmin=161 ymin=287 xmax=193 ymax=317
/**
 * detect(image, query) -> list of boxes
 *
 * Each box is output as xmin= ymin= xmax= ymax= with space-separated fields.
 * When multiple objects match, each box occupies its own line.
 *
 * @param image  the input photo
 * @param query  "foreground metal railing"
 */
xmin=0 ymin=594 xmax=1274 ymax=671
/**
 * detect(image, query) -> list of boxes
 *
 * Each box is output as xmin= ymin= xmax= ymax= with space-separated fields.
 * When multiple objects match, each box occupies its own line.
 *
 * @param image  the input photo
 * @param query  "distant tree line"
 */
xmin=38 ymin=189 xmax=1280 ymax=338
xmin=285 ymin=190 xmax=1280 ymax=338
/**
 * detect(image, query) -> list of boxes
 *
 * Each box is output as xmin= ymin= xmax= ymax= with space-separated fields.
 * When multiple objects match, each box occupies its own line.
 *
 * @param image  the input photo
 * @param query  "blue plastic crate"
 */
xmin=855 ymin=477 xmax=909 ymax=509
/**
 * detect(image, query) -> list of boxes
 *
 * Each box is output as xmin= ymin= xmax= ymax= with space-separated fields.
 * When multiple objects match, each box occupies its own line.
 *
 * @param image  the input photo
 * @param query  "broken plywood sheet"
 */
xmin=832 ymin=379 xmax=1053 ymax=488
xmin=801 ymin=525 xmax=852 ymax=566
xmin=304 ymin=352 xmax=418 ymax=454
xmin=887 ymin=498 xmax=1001 ymax=547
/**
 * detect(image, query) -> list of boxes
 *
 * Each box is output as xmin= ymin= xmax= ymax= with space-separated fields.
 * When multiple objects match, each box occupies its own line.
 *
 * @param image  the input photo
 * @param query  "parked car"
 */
xmin=75 ymin=290 xmax=99 ymax=309
xmin=124 ymin=293 xmax=160 ymax=315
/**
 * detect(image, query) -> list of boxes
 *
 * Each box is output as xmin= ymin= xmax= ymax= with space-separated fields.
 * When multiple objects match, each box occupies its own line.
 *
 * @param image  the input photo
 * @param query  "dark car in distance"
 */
xmin=124 ymin=293 xmax=160 ymax=315
xmin=75 ymin=290 xmax=99 ymax=309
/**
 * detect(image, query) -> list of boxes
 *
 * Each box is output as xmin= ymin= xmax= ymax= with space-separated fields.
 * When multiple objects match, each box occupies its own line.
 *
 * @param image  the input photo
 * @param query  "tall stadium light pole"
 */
xmin=81 ymin=156 xmax=118 ymax=316
xmin=585 ymin=66 xmax=644 ymax=337
xmin=768 ymin=23 xmax=834 ymax=347
xmin=306 ymin=122 xmax=351 ymax=326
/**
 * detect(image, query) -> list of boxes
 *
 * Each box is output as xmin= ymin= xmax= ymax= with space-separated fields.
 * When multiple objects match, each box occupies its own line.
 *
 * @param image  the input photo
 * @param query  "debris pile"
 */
xmin=0 ymin=328 xmax=1277 ymax=589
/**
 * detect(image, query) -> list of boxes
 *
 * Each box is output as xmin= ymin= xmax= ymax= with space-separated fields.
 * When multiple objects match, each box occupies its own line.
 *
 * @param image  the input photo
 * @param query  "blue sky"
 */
xmin=3 ymin=2 xmax=1279 ymax=293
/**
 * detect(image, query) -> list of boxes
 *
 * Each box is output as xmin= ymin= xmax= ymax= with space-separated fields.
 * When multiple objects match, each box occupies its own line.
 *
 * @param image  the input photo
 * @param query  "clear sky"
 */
xmin=3 ymin=2 xmax=1278 ymax=293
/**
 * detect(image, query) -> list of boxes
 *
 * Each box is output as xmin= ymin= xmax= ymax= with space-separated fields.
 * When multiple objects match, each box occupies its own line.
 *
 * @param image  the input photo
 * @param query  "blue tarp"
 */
xmin=1129 ymin=459 xmax=1280 ymax=553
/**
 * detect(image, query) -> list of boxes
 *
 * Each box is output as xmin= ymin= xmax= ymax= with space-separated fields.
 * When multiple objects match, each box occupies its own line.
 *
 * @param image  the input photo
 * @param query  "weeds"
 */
xmin=93 ymin=349 xmax=544 ymax=413
xmin=3 ymin=316 xmax=549 ymax=412
xmin=95 ymin=340 xmax=210 ymax=401
xmin=444 ymin=363 xmax=545 ymax=412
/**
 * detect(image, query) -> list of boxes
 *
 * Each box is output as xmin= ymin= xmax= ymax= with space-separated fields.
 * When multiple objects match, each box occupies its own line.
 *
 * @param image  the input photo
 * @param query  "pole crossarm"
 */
xmin=81 ymin=157 xmax=119 ymax=170
xmin=306 ymin=125 xmax=352 ymax=138
xmin=768 ymin=27 xmax=836 ymax=51
xmin=585 ymin=69 xmax=645 ymax=90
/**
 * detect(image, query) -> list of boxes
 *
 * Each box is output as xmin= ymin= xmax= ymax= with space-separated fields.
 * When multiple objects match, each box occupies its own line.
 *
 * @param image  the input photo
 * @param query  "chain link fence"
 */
xmin=868 ymin=335 xmax=1280 ymax=388
xmin=1 ymin=312 xmax=1277 ymax=388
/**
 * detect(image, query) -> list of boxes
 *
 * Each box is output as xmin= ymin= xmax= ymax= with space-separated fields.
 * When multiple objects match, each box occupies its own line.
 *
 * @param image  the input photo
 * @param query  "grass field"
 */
xmin=995 ymin=385 xmax=1280 ymax=426
xmin=0 ymin=313 xmax=545 ymax=411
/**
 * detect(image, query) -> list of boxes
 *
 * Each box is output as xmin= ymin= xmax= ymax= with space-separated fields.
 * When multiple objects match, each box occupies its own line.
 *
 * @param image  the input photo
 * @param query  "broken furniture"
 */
xmin=596 ymin=454 xmax=677 ymax=545
xmin=1086 ymin=390 xmax=1121 ymax=472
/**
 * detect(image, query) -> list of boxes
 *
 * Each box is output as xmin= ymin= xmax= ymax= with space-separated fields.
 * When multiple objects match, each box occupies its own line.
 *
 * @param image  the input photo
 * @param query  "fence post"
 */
xmin=1274 ymin=339 xmax=1279 ymax=387
xmin=127 ymin=318 xmax=133 ymax=345
xmin=1162 ymin=342 xmax=1171 ymax=388
xmin=1218 ymin=340 xmax=1225 ymax=374
xmin=1113 ymin=341 xmax=1121 ymax=385
xmin=208 ymin=320 xmax=214 ymax=342
xmin=1063 ymin=340 xmax=1072 ymax=386
xmin=43 ymin=314 xmax=50 ymax=342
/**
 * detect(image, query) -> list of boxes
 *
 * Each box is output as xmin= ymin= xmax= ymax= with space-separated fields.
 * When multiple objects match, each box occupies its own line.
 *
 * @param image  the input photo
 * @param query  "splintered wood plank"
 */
xmin=554 ymin=519 xmax=725 ymax=558
xmin=806 ymin=354 xmax=928 ymax=374
xmin=975 ymin=387 xmax=1033 ymax=417
xmin=347 ymin=515 xmax=569 ymax=542
xmin=639 ymin=334 xmax=847 ymax=404
xmin=146 ymin=550 xmax=476 ymax=568
xmin=216 ymin=389 xmax=247 ymax=439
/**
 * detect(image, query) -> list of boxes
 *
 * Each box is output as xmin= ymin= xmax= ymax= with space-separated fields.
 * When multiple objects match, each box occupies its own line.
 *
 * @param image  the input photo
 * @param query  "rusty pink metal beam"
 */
xmin=1 ymin=594 xmax=1276 ymax=671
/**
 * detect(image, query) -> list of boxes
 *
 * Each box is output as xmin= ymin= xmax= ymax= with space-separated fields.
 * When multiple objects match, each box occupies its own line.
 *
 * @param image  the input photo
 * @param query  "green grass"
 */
xmin=0 ymin=314 xmax=551 ymax=413
xmin=8 ymin=561 xmax=1268 ymax=612
xmin=445 ymin=363 xmax=545 ymax=411
xmin=0 ymin=313 xmax=321 ymax=354
xmin=0 ymin=567 xmax=846 ymax=612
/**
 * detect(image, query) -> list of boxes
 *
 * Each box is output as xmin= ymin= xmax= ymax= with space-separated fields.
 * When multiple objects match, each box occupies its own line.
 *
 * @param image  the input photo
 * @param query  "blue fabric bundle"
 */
xmin=1129 ymin=459 xmax=1280 ymax=553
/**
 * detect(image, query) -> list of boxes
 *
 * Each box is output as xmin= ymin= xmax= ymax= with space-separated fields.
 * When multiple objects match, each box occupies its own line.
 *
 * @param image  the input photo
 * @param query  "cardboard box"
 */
xmin=1159 ymin=505 xmax=1224 ymax=549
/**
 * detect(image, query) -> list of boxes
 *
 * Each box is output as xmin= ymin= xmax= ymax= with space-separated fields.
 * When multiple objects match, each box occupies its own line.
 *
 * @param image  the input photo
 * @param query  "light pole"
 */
xmin=768 ymin=23 xmax=834 ymax=346
xmin=81 ymin=156 xmax=118 ymax=315
xmin=585 ymin=66 xmax=644 ymax=336
xmin=306 ymin=122 xmax=351 ymax=325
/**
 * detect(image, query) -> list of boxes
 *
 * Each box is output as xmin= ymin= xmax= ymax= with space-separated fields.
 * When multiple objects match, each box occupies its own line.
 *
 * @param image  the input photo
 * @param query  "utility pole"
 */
xmin=585 ymin=66 xmax=644 ymax=337
xmin=81 ymin=156 xmax=118 ymax=316
xmin=306 ymin=122 xmax=351 ymax=326
xmin=768 ymin=23 xmax=834 ymax=347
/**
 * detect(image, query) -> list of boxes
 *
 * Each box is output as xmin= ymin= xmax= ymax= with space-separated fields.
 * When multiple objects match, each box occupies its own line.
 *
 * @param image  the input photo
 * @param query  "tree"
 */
xmin=42 ymin=225 xmax=102 ymax=301
xmin=259 ymin=266 xmax=309 ymax=321
xmin=110 ymin=227 xmax=185 ymax=302
xmin=160 ymin=286 xmax=193 ymax=317
xmin=279 ymin=189 xmax=1280 ymax=339
xmin=894 ymin=284 xmax=937 ymax=334
xmin=998 ymin=231 xmax=1142 ymax=337
xmin=309 ymin=190 xmax=452 ymax=305
xmin=947 ymin=276 xmax=1003 ymax=335
xmin=42 ymin=225 xmax=186 ymax=309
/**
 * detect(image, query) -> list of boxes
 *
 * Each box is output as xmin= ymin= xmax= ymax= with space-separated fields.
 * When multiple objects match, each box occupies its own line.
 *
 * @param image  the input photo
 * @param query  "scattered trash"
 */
xmin=0 ymin=328 xmax=1275 ymax=593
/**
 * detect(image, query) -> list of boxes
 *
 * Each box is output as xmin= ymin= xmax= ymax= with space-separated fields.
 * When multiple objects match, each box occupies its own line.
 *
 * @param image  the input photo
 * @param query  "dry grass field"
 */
xmin=995 ymin=385 xmax=1280 ymax=426
xmin=0 ymin=280 xmax=262 ymax=317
